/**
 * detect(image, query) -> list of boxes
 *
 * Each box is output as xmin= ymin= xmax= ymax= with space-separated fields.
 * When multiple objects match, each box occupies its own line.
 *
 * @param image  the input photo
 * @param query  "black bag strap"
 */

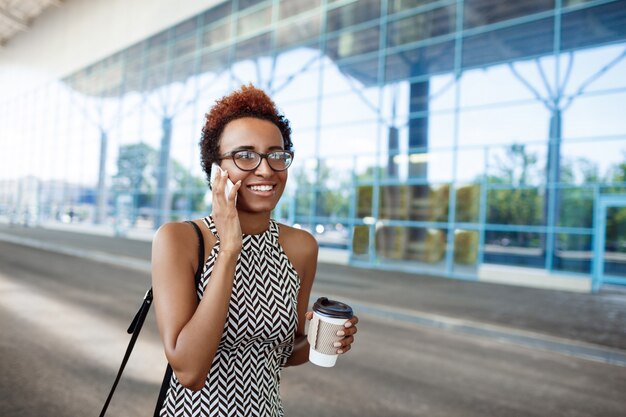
xmin=99 ymin=220 xmax=205 ymax=417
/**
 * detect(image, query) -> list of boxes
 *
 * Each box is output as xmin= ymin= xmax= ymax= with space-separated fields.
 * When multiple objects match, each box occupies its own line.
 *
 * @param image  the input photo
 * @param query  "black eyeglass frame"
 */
xmin=218 ymin=149 xmax=294 ymax=172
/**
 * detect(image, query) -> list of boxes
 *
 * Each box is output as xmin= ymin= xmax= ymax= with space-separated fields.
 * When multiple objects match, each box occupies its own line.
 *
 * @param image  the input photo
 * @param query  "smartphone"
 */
xmin=211 ymin=163 xmax=235 ymax=200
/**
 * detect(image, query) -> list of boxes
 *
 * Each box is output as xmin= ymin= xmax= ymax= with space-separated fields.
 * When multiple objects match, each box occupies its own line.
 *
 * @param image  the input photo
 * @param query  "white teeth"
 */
xmin=250 ymin=185 xmax=273 ymax=192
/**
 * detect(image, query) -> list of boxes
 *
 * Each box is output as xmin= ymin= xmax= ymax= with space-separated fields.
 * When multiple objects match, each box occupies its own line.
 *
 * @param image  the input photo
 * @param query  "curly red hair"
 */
xmin=200 ymin=84 xmax=293 ymax=185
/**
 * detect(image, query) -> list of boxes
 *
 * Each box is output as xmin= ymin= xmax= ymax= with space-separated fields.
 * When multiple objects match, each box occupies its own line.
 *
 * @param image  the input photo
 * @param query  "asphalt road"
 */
xmin=1 ymin=241 xmax=625 ymax=417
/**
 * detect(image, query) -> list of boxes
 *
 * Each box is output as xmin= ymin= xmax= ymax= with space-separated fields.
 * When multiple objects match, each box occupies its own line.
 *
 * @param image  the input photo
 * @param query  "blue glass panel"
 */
xmin=326 ymin=26 xmax=380 ymax=59
xmin=484 ymin=230 xmax=546 ymax=268
xmin=464 ymin=0 xmax=554 ymax=29
xmin=553 ymin=233 xmax=592 ymax=274
xmin=487 ymin=187 xmax=545 ymax=225
xmin=561 ymin=0 xmax=626 ymax=51
xmin=387 ymin=5 xmax=455 ymax=47
xmin=234 ymin=33 xmax=272 ymax=61
xmin=326 ymin=0 xmax=380 ymax=32
xmin=385 ymin=41 xmax=454 ymax=82
xmin=462 ymin=18 xmax=554 ymax=68
xmin=279 ymin=0 xmax=321 ymax=19
xmin=201 ymin=2 xmax=232 ymax=25
xmin=376 ymin=226 xmax=448 ymax=266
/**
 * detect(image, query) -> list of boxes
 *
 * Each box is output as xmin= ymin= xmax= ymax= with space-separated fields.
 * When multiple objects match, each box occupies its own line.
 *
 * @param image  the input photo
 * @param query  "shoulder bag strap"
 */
xmin=99 ymin=221 xmax=205 ymax=417
xmin=152 ymin=220 xmax=205 ymax=416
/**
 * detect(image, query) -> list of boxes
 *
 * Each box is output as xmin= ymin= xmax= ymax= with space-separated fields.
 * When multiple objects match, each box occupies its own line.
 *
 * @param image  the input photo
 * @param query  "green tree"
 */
xmin=113 ymin=142 xmax=206 ymax=224
xmin=486 ymin=144 xmax=542 ymax=245
xmin=113 ymin=143 xmax=157 ymax=225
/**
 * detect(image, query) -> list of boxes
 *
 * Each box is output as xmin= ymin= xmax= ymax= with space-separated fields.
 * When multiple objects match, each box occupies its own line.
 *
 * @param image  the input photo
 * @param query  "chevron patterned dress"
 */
xmin=158 ymin=216 xmax=301 ymax=417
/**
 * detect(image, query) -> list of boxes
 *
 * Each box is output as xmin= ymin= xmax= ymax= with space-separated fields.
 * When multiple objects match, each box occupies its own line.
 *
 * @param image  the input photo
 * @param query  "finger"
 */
xmin=338 ymin=335 xmax=354 ymax=347
xmin=228 ymin=180 xmax=241 ymax=202
xmin=337 ymin=344 xmax=351 ymax=354
xmin=342 ymin=326 xmax=357 ymax=337
xmin=305 ymin=311 xmax=313 ymax=320
xmin=344 ymin=315 xmax=358 ymax=328
xmin=214 ymin=169 xmax=228 ymax=201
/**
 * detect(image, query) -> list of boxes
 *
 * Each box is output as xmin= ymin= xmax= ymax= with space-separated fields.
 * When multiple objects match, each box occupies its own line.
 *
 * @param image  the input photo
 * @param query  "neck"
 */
xmin=237 ymin=210 xmax=271 ymax=235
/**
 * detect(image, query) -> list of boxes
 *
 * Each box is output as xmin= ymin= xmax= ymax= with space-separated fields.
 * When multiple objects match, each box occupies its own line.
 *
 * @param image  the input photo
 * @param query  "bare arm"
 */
xmin=280 ymin=228 xmax=318 ymax=367
xmin=281 ymin=227 xmax=359 ymax=366
xmin=152 ymin=223 xmax=238 ymax=391
xmin=152 ymin=170 xmax=242 ymax=391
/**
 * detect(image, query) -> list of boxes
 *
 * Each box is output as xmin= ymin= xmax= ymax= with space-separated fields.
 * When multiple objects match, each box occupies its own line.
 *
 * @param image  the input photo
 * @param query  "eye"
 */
xmin=235 ymin=150 xmax=257 ymax=160
xmin=269 ymin=151 xmax=288 ymax=160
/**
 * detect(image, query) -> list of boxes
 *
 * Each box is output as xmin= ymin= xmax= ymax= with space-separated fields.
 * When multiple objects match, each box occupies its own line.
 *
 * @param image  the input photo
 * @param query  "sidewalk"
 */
xmin=1 ymin=222 xmax=625 ymax=366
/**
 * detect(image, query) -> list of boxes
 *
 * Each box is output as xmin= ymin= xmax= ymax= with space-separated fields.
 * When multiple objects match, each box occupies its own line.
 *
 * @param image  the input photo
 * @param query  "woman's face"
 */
xmin=218 ymin=117 xmax=288 ymax=214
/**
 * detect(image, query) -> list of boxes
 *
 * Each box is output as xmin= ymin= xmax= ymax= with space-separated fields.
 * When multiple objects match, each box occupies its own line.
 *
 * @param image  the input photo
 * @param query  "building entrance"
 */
xmin=594 ymin=196 xmax=626 ymax=291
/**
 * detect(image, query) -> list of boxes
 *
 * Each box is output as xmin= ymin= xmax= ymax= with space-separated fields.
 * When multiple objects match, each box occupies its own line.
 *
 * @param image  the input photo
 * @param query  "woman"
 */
xmin=151 ymin=85 xmax=358 ymax=416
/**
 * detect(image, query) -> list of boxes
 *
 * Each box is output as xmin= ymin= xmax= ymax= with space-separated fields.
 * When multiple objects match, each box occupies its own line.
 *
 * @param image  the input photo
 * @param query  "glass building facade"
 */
xmin=1 ymin=0 xmax=626 ymax=290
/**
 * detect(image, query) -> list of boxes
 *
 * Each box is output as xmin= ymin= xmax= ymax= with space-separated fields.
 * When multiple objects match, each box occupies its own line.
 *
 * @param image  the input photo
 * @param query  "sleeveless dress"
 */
xmin=159 ymin=216 xmax=301 ymax=417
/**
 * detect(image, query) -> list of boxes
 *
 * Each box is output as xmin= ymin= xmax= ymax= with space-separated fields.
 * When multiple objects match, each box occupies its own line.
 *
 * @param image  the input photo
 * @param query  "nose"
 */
xmin=254 ymin=156 xmax=274 ymax=177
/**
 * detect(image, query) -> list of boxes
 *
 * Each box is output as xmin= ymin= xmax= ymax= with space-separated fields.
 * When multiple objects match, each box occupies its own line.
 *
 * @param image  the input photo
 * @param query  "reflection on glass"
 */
xmin=486 ymin=144 xmax=546 ymax=185
xmin=376 ymin=226 xmax=447 ymax=263
xmin=379 ymin=184 xmax=449 ymax=222
xmin=385 ymin=41 xmax=454 ymax=82
xmin=387 ymin=6 xmax=455 ymax=47
xmin=563 ymin=93 xmax=626 ymax=139
xmin=553 ymin=233 xmax=591 ymax=273
xmin=295 ymin=186 xmax=313 ymax=216
xmin=201 ymin=2 xmax=232 ymax=25
xmin=487 ymin=187 xmax=544 ymax=225
xmin=604 ymin=207 xmax=626 ymax=278
xmin=318 ymin=123 xmax=378 ymax=158
xmin=352 ymin=225 xmax=370 ymax=256
xmin=237 ymin=5 xmax=272 ymax=37
xmin=313 ymin=222 xmax=350 ymax=248
xmin=202 ymin=21 xmax=231 ymax=49
xmin=462 ymin=18 xmax=554 ymax=68
xmin=558 ymin=187 xmax=593 ymax=228
xmin=356 ymin=186 xmax=373 ymax=218
xmin=316 ymin=189 xmax=350 ymax=218
xmin=326 ymin=0 xmax=381 ymax=32
xmin=454 ymin=229 xmax=479 ymax=265
xmin=335 ymin=55 xmax=379 ymax=85
xmin=234 ymin=33 xmax=272 ymax=61
xmin=279 ymin=0 xmax=321 ymax=19
xmin=484 ymin=230 xmax=545 ymax=268
xmin=389 ymin=0 xmax=440 ymax=14
xmin=463 ymin=0 xmax=554 ymax=29
xmin=456 ymin=184 xmax=480 ymax=223
xmin=561 ymin=1 xmax=626 ymax=50
xmin=276 ymin=15 xmax=321 ymax=49
xmin=456 ymin=149 xmax=485 ymax=183
xmin=173 ymin=36 xmax=196 ymax=61
xmin=326 ymin=26 xmax=380 ymax=59
xmin=384 ymin=150 xmax=454 ymax=182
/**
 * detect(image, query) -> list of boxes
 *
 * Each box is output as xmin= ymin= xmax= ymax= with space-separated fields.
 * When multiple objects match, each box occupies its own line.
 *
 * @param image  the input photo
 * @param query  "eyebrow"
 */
xmin=229 ymin=145 xmax=285 ymax=152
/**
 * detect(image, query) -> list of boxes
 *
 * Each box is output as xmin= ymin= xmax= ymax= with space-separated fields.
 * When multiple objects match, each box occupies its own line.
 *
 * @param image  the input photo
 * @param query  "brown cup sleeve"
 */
xmin=307 ymin=315 xmax=345 ymax=355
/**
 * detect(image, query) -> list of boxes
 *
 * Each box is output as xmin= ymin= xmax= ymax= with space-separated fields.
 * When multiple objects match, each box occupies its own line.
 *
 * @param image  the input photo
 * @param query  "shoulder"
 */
xmin=153 ymin=221 xmax=204 ymax=258
xmin=277 ymin=223 xmax=318 ymax=279
xmin=277 ymin=223 xmax=319 ymax=255
xmin=154 ymin=221 xmax=195 ymax=244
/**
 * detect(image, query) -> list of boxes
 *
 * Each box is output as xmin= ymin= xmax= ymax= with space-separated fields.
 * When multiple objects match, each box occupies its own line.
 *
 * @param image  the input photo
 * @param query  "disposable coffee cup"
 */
xmin=307 ymin=297 xmax=353 ymax=367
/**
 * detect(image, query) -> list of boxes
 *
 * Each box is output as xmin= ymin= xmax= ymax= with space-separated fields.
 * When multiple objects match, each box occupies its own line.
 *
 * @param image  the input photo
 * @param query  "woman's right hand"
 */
xmin=211 ymin=167 xmax=242 ymax=254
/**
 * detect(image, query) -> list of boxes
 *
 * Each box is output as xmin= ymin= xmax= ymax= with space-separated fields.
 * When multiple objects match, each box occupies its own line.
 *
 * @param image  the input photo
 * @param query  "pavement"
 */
xmin=1 ymin=221 xmax=626 ymax=367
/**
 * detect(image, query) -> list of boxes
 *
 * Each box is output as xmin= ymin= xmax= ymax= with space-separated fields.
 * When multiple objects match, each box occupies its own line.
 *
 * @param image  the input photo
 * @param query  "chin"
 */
xmin=238 ymin=199 xmax=279 ymax=214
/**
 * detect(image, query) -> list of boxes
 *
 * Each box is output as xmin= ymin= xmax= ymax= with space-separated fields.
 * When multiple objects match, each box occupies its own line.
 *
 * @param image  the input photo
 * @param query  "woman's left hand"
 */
xmin=306 ymin=312 xmax=359 ymax=355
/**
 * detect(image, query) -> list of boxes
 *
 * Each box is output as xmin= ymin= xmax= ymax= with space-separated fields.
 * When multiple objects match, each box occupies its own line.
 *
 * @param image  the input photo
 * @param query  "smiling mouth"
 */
xmin=248 ymin=185 xmax=274 ymax=192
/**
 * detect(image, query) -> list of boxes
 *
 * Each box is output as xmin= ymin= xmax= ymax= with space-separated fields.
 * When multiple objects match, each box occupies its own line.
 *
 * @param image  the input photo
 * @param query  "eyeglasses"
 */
xmin=219 ymin=149 xmax=294 ymax=172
